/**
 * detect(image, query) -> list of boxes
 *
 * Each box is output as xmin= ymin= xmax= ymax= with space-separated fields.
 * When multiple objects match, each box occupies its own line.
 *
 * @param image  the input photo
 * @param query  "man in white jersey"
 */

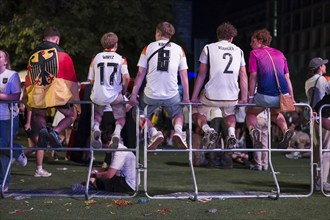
xmin=191 ymin=22 xmax=248 ymax=149
xmin=88 ymin=32 xmax=130 ymax=149
xmin=130 ymin=21 xmax=190 ymax=149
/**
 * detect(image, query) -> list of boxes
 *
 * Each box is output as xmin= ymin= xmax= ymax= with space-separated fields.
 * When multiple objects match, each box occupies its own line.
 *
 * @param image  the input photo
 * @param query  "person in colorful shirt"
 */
xmin=24 ymin=27 xmax=79 ymax=177
xmin=245 ymin=28 xmax=295 ymax=150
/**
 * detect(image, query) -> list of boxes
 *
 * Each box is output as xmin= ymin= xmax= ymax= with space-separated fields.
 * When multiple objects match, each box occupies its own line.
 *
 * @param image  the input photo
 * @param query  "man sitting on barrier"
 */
xmin=130 ymin=21 xmax=190 ymax=149
xmin=191 ymin=22 xmax=248 ymax=149
xmin=72 ymin=131 xmax=136 ymax=193
xmin=23 ymin=27 xmax=79 ymax=177
xmin=88 ymin=32 xmax=130 ymax=149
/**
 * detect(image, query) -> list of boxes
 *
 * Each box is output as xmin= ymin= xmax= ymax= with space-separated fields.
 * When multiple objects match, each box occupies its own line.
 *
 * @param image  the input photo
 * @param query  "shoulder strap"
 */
xmin=147 ymin=41 xmax=170 ymax=63
xmin=310 ymin=76 xmax=321 ymax=107
xmin=264 ymin=49 xmax=282 ymax=93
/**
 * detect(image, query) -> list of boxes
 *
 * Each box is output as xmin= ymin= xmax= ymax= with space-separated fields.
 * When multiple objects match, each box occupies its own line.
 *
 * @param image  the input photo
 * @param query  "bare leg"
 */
xmin=56 ymin=107 xmax=77 ymax=133
xmin=270 ymin=109 xmax=288 ymax=132
xmin=193 ymin=112 xmax=208 ymax=129
xmin=245 ymin=107 xmax=265 ymax=131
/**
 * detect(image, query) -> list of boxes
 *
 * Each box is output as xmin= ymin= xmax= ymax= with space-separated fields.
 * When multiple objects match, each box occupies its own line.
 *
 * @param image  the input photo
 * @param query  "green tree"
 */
xmin=0 ymin=0 xmax=176 ymax=80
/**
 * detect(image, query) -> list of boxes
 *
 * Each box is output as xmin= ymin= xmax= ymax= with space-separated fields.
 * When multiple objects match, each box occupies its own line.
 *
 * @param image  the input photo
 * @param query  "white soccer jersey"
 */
xmin=0 ymin=69 xmax=20 ymax=120
xmin=200 ymin=40 xmax=245 ymax=101
xmin=110 ymin=144 xmax=138 ymax=190
xmin=137 ymin=40 xmax=188 ymax=99
xmin=88 ymin=51 xmax=129 ymax=105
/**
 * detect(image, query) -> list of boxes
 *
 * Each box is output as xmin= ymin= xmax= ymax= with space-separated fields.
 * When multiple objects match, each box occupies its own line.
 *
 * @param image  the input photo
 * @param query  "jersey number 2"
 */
xmin=223 ymin=53 xmax=233 ymax=74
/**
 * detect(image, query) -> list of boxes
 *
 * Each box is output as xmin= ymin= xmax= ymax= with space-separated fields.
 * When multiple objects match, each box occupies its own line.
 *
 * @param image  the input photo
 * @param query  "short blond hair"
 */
xmin=100 ymin=32 xmax=118 ymax=49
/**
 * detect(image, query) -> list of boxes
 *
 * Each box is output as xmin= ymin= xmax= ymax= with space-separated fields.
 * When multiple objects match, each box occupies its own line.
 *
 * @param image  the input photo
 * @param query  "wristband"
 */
xmin=249 ymin=96 xmax=254 ymax=99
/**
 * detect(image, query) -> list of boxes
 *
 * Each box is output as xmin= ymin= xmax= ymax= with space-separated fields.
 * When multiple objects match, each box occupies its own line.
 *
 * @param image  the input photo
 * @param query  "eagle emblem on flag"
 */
xmin=28 ymin=48 xmax=58 ymax=86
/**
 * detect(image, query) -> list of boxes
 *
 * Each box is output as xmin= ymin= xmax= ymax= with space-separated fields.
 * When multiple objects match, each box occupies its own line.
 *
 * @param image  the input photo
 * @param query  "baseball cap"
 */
xmin=308 ymin=57 xmax=328 ymax=69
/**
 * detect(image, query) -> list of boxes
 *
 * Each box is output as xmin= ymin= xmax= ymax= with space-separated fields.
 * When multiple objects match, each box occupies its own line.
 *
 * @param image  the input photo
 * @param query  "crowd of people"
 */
xmin=0 ymin=21 xmax=329 ymax=193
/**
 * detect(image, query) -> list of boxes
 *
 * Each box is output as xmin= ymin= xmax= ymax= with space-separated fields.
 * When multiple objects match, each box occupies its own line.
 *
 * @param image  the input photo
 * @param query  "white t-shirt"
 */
xmin=305 ymin=74 xmax=330 ymax=105
xmin=88 ymin=51 xmax=129 ymax=105
xmin=200 ymin=40 xmax=245 ymax=101
xmin=0 ymin=69 xmax=20 ymax=120
xmin=110 ymin=144 xmax=138 ymax=190
xmin=137 ymin=40 xmax=188 ymax=99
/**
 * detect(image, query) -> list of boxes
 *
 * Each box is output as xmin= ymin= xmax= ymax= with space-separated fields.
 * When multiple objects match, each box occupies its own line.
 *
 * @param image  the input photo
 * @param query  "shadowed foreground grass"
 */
xmin=0 ymin=142 xmax=329 ymax=219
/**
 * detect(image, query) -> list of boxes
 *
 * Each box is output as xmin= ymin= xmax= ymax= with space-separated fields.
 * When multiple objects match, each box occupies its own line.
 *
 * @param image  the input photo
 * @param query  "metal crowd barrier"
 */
xmin=143 ymin=103 xmax=315 ymax=200
xmin=0 ymin=100 xmax=141 ymax=200
xmin=1 ymin=100 xmax=323 ymax=200
xmin=318 ymin=104 xmax=330 ymax=197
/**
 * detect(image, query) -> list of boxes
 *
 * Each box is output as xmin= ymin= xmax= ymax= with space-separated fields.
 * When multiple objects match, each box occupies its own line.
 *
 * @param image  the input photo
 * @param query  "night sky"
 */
xmin=192 ymin=0 xmax=264 ymax=41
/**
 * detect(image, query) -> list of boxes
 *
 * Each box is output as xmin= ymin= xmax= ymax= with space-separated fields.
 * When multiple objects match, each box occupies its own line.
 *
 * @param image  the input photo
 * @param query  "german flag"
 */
xmin=23 ymin=42 xmax=80 ymax=112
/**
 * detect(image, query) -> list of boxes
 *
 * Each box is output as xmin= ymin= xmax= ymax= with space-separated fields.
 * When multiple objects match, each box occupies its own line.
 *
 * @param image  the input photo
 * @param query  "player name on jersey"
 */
xmin=159 ymin=42 xmax=171 ymax=47
xmin=218 ymin=46 xmax=234 ymax=50
xmin=102 ymin=55 xmax=114 ymax=59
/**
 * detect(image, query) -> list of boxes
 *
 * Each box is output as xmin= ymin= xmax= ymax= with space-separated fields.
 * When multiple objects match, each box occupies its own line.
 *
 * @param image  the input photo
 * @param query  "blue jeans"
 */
xmin=0 ymin=116 xmax=23 ymax=186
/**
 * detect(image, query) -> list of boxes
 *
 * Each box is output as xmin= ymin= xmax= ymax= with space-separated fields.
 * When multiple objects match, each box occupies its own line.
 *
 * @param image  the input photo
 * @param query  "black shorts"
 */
xmin=95 ymin=176 xmax=134 ymax=193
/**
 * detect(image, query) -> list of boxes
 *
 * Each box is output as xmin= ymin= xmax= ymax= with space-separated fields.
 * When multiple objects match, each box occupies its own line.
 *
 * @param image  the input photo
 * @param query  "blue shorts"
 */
xmin=254 ymin=93 xmax=280 ymax=108
xmin=141 ymin=93 xmax=183 ymax=118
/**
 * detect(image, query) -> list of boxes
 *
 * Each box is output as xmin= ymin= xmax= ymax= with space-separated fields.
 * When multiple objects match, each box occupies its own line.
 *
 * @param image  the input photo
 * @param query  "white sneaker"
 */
xmin=173 ymin=131 xmax=187 ymax=149
xmin=92 ymin=128 xmax=102 ymax=148
xmin=148 ymin=131 xmax=164 ymax=150
xmin=17 ymin=153 xmax=28 ymax=167
xmin=285 ymin=152 xmax=301 ymax=160
xmin=34 ymin=169 xmax=52 ymax=177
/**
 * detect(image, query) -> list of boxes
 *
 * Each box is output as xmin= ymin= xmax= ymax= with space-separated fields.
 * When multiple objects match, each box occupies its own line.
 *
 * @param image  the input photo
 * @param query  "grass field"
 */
xmin=0 ymin=133 xmax=329 ymax=219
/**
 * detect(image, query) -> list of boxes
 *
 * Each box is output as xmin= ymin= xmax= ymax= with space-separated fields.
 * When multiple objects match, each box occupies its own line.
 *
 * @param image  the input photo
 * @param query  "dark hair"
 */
xmin=43 ymin=26 xmax=61 ymax=39
xmin=308 ymin=67 xmax=320 ymax=78
xmin=156 ymin=21 xmax=175 ymax=39
xmin=216 ymin=22 xmax=237 ymax=40
xmin=101 ymin=130 xmax=113 ymax=144
xmin=251 ymin=28 xmax=272 ymax=46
